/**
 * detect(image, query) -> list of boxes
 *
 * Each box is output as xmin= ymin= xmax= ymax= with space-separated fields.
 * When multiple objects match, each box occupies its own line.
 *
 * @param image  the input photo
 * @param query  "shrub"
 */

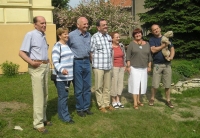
xmin=172 ymin=60 xmax=199 ymax=78
xmin=172 ymin=70 xmax=186 ymax=83
xmin=88 ymin=26 xmax=97 ymax=36
xmin=120 ymin=37 xmax=132 ymax=51
xmin=120 ymin=37 xmax=132 ymax=46
xmin=191 ymin=59 xmax=200 ymax=70
xmin=0 ymin=61 xmax=19 ymax=77
xmin=175 ymin=65 xmax=195 ymax=78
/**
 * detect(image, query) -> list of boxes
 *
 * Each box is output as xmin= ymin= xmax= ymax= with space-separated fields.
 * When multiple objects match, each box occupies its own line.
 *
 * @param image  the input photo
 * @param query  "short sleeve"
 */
xmin=20 ymin=32 xmax=32 ymax=53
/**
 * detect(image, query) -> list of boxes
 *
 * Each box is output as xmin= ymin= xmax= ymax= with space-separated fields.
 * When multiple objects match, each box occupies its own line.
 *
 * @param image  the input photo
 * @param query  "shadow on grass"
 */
xmin=123 ymin=74 xmax=166 ymax=105
xmin=47 ymin=80 xmax=98 ymax=121
xmin=145 ymin=73 xmax=167 ymax=104
xmin=145 ymin=86 xmax=167 ymax=104
xmin=47 ymin=97 xmax=57 ymax=121
xmin=155 ymin=88 xmax=167 ymax=103
xmin=47 ymin=84 xmax=77 ymax=121
xmin=121 ymin=83 xmax=133 ymax=104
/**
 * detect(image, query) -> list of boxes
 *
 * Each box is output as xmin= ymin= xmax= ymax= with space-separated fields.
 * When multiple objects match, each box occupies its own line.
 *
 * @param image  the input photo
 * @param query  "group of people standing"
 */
xmin=19 ymin=16 xmax=175 ymax=134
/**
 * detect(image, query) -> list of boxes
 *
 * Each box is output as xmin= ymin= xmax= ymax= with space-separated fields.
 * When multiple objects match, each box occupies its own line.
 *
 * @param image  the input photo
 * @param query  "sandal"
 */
xmin=112 ymin=103 xmax=119 ymax=109
xmin=44 ymin=121 xmax=53 ymax=126
xmin=137 ymin=102 xmax=144 ymax=106
xmin=117 ymin=103 xmax=124 ymax=108
xmin=34 ymin=127 xmax=48 ymax=134
xmin=166 ymin=101 xmax=174 ymax=108
xmin=113 ymin=105 xmax=119 ymax=109
xmin=149 ymin=99 xmax=154 ymax=106
xmin=133 ymin=105 xmax=138 ymax=110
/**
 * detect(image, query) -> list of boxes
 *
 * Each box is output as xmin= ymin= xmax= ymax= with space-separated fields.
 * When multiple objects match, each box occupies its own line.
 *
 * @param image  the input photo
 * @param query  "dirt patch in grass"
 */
xmin=0 ymin=101 xmax=28 ymax=114
xmin=147 ymin=98 xmax=200 ymax=122
xmin=173 ymin=106 xmax=200 ymax=121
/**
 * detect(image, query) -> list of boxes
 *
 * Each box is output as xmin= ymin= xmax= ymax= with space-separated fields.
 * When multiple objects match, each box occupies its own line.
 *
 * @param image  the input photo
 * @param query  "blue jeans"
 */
xmin=74 ymin=59 xmax=91 ymax=111
xmin=56 ymin=81 xmax=71 ymax=122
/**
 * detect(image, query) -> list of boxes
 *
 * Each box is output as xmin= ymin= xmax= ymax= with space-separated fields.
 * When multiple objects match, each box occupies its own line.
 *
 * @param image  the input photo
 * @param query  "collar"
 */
xmin=97 ymin=32 xmax=112 ymax=42
xmin=35 ymin=29 xmax=46 ymax=36
xmin=97 ymin=31 xmax=108 ymax=37
xmin=76 ymin=29 xmax=88 ymax=37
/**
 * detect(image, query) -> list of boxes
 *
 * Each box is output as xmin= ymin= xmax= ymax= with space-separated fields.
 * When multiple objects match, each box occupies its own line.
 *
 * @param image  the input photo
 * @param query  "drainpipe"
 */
xmin=130 ymin=0 xmax=136 ymax=37
xmin=132 ymin=0 xmax=135 ymax=21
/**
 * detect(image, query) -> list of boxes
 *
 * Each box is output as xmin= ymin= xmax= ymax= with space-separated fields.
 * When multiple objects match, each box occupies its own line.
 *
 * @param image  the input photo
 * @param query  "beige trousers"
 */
xmin=111 ymin=67 xmax=125 ymax=96
xmin=28 ymin=63 xmax=49 ymax=128
xmin=93 ymin=68 xmax=111 ymax=108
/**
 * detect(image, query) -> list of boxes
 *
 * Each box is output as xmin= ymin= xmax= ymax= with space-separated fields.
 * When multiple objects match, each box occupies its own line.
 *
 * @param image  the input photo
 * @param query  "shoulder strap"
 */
xmin=59 ymin=44 xmax=61 ymax=63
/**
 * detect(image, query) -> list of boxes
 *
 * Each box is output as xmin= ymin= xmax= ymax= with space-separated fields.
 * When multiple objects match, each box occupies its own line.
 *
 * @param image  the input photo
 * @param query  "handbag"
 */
xmin=50 ymin=61 xmax=57 ymax=81
xmin=51 ymin=71 xmax=57 ymax=81
xmin=51 ymin=45 xmax=61 ymax=81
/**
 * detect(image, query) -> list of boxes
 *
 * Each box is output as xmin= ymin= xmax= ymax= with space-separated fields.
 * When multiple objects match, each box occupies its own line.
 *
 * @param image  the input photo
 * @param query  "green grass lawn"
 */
xmin=0 ymin=73 xmax=200 ymax=138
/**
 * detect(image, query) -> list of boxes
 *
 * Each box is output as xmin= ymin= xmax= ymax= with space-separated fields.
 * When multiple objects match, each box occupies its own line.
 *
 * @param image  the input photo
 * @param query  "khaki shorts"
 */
xmin=152 ymin=64 xmax=172 ymax=88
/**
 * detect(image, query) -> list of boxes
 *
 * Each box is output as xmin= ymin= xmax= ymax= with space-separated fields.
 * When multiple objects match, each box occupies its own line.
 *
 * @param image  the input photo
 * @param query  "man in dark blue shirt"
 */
xmin=148 ymin=24 xmax=175 ymax=108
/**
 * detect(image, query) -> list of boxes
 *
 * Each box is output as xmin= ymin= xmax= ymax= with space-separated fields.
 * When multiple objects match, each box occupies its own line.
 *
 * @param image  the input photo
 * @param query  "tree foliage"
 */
xmin=53 ymin=0 xmax=136 ymax=35
xmin=138 ymin=0 xmax=200 ymax=59
xmin=52 ymin=0 xmax=69 ymax=8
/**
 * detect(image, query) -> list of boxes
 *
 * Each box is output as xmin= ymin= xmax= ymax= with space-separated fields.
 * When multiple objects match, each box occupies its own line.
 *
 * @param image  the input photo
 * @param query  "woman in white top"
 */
xmin=52 ymin=28 xmax=74 ymax=123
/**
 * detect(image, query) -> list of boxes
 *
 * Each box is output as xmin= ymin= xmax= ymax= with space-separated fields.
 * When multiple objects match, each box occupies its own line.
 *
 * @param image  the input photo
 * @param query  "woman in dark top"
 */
xmin=126 ymin=28 xmax=152 ymax=109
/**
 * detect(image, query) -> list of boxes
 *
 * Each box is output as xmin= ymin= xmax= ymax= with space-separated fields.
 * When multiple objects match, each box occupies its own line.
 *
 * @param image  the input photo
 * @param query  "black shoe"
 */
xmin=84 ymin=109 xmax=94 ymax=115
xmin=77 ymin=111 xmax=86 ymax=117
xmin=67 ymin=119 xmax=75 ymax=124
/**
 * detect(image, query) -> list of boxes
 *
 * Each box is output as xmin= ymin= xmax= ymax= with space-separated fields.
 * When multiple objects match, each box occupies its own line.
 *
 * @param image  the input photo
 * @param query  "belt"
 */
xmin=32 ymin=60 xmax=48 ymax=64
xmin=74 ymin=57 xmax=89 ymax=60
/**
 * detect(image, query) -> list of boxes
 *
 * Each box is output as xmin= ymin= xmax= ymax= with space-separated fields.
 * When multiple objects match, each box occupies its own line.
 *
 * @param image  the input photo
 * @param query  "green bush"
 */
xmin=0 ymin=61 xmax=19 ymax=77
xmin=172 ymin=60 xmax=199 ymax=78
xmin=191 ymin=59 xmax=200 ymax=70
xmin=172 ymin=70 xmax=186 ymax=83
xmin=89 ymin=27 xmax=97 ymax=35
xmin=175 ymin=65 xmax=196 ymax=78
xmin=120 ymin=37 xmax=132 ymax=46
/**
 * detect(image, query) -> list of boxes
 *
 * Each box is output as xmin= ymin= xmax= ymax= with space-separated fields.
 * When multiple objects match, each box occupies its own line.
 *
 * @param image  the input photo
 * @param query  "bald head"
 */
xmin=151 ymin=24 xmax=162 ymax=37
xmin=33 ymin=16 xmax=46 ymax=33
xmin=77 ymin=17 xmax=89 ymax=34
xmin=33 ymin=16 xmax=45 ymax=24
